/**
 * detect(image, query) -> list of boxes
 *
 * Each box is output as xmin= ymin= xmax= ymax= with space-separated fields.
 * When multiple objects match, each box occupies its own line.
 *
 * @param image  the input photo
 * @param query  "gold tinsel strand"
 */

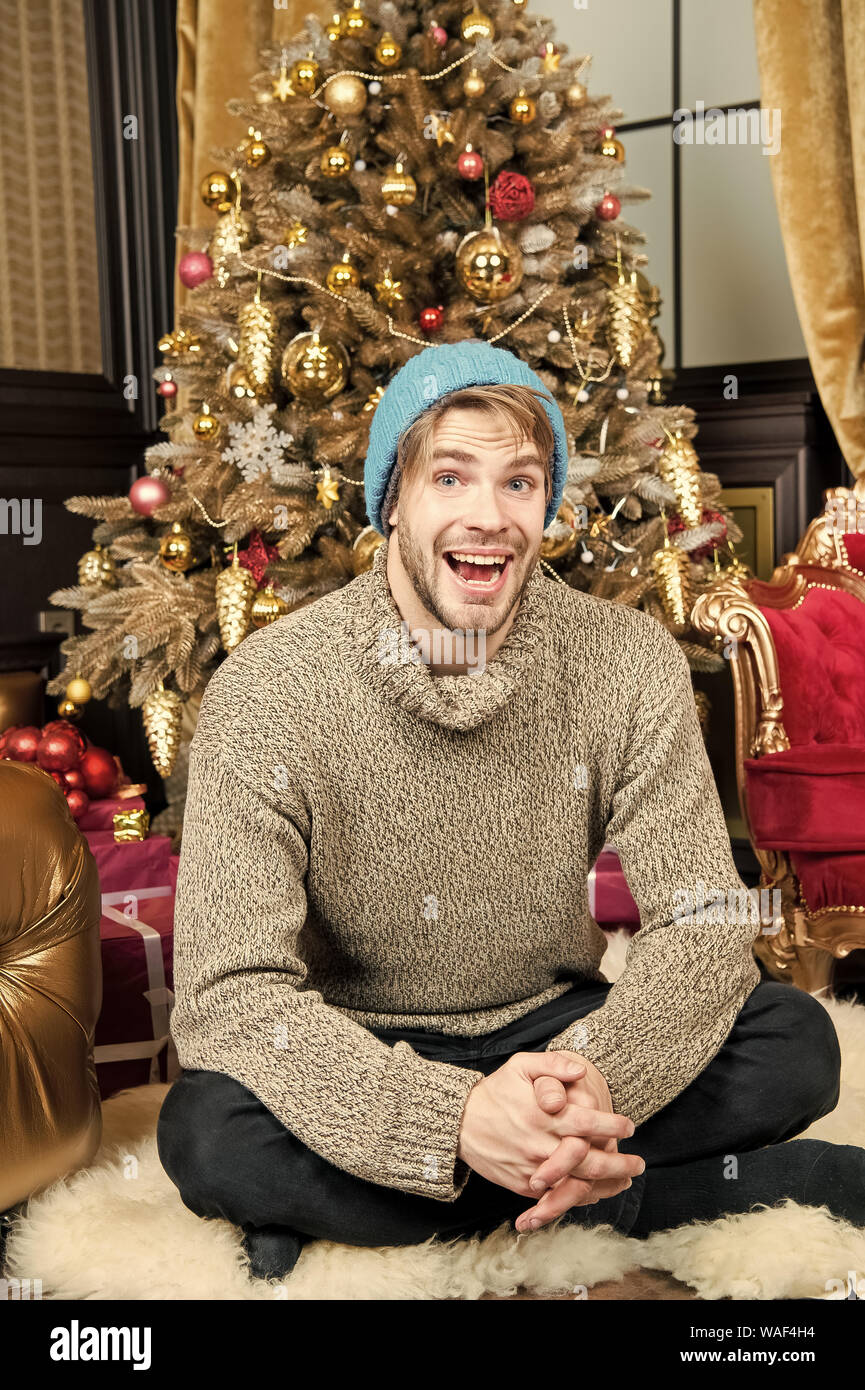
xmin=142 ymin=684 xmax=183 ymax=778
xmin=658 ymin=429 xmax=703 ymax=528
xmin=215 ymin=548 xmax=257 ymax=652
xmin=238 ymin=277 xmax=277 ymax=396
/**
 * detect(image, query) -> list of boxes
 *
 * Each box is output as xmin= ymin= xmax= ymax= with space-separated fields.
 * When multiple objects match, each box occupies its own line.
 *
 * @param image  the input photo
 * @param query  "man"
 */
xmin=158 ymin=342 xmax=863 ymax=1283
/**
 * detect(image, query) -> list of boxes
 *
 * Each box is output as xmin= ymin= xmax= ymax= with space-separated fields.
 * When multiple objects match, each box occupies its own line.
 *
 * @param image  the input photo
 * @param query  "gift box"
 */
xmin=94 ymin=893 xmax=178 ymax=1100
xmin=77 ymin=793 xmax=146 ymax=832
xmin=84 ymin=830 xmax=173 ymax=898
xmin=589 ymin=845 xmax=640 ymax=927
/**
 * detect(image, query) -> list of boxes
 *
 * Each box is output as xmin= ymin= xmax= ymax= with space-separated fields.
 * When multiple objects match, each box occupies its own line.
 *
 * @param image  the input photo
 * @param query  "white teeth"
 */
xmin=448 ymin=552 xmax=509 ymax=564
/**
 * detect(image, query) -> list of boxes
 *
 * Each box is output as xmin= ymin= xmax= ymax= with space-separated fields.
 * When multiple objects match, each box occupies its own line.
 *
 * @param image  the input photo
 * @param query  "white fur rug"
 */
xmin=6 ymin=934 xmax=865 ymax=1300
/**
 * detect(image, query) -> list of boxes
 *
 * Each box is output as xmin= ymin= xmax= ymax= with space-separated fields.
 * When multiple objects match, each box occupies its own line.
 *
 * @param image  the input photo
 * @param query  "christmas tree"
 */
xmin=47 ymin=0 xmax=745 ymax=839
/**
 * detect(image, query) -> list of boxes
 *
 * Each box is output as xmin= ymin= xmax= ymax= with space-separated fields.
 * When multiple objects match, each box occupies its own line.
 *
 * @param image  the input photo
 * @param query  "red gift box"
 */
xmin=77 ymin=793 xmax=146 ymax=831
xmin=589 ymin=845 xmax=640 ymax=927
xmin=84 ymin=831 xmax=173 ymax=899
xmin=94 ymin=894 xmax=177 ymax=1100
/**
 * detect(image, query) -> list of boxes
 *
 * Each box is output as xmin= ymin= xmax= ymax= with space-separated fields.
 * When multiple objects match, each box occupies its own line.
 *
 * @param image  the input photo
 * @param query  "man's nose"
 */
xmin=460 ymin=483 xmax=510 ymax=533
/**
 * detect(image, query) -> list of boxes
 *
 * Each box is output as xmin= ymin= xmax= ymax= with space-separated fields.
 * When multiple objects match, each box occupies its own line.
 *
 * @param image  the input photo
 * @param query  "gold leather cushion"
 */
xmin=0 ymin=762 xmax=102 ymax=1211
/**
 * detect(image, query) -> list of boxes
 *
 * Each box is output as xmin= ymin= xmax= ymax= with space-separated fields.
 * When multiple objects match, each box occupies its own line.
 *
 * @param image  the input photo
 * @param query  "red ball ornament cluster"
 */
xmin=488 ymin=170 xmax=535 ymax=222
xmin=596 ymin=193 xmax=621 ymax=221
xmin=430 ymin=22 xmax=447 ymax=46
xmin=419 ymin=305 xmax=444 ymax=334
xmin=129 ymin=474 xmax=171 ymax=516
xmin=0 ymin=720 xmax=120 ymax=822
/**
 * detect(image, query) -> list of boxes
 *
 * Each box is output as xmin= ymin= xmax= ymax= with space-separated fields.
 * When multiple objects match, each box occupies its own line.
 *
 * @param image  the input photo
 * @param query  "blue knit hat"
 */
xmin=364 ymin=341 xmax=568 ymax=537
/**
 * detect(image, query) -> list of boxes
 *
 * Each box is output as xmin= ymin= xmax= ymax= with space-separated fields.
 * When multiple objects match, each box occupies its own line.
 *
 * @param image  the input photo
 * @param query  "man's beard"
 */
xmin=395 ymin=519 xmax=528 ymax=638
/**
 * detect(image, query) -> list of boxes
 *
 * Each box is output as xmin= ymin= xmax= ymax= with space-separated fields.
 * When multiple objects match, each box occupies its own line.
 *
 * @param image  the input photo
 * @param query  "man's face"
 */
xmin=387 ymin=405 xmax=549 ymax=636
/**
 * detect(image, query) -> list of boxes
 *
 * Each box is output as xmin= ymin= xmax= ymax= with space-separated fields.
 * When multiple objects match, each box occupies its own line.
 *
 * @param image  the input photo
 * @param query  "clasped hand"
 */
xmin=457 ymin=1051 xmax=645 ymax=1231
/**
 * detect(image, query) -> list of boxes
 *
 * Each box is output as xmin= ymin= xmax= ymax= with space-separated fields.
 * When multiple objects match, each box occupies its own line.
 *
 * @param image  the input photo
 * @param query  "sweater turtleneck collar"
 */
xmin=341 ymin=537 xmax=550 ymax=732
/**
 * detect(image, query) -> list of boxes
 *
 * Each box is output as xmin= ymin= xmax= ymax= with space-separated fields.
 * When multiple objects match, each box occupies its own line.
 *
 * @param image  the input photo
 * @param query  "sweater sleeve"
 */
xmin=545 ymin=627 xmax=761 ymax=1127
xmin=169 ymin=734 xmax=481 ymax=1203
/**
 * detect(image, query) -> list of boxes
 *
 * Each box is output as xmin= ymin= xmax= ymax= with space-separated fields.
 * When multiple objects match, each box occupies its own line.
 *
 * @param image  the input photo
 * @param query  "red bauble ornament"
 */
xmin=596 ymin=193 xmax=621 ymax=221
xmin=457 ymin=147 xmax=484 ymax=180
xmin=5 ymin=726 xmax=42 ymax=762
xmin=79 ymin=745 xmax=119 ymax=799
xmin=488 ymin=170 xmax=536 ymax=221
xmin=37 ymin=726 xmax=86 ymax=773
xmin=430 ymin=23 xmax=447 ymax=46
xmin=63 ymin=767 xmax=86 ymax=790
xmin=178 ymin=251 xmax=214 ymax=289
xmin=65 ymin=788 xmax=90 ymax=822
xmin=419 ymin=305 xmax=444 ymax=334
xmin=157 ymin=379 xmax=178 ymax=399
xmin=49 ymin=771 xmax=66 ymax=787
xmin=129 ymin=475 xmax=171 ymax=516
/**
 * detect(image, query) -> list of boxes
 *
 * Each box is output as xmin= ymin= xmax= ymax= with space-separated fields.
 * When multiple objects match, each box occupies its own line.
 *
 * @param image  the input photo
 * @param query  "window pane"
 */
xmin=617 ymin=125 xmax=676 ymax=365
xmin=542 ymin=0 xmax=673 ymax=124
xmin=681 ymin=131 xmax=806 ymax=366
xmin=680 ymin=0 xmax=761 ymax=111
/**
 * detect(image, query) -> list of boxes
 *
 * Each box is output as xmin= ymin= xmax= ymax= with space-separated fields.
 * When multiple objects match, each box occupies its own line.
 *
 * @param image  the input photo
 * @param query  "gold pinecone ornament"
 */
xmin=142 ymin=684 xmax=183 ymax=778
xmin=237 ymin=281 xmax=277 ymax=395
xmin=651 ymin=530 xmax=693 ymax=634
xmin=215 ymin=548 xmax=257 ymax=652
xmin=605 ymin=268 xmax=650 ymax=369
xmin=208 ymin=205 xmax=252 ymax=289
xmin=658 ymin=429 xmax=703 ymax=528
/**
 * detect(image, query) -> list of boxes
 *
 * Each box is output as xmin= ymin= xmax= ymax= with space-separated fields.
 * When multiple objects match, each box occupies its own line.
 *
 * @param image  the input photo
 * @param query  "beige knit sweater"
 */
xmin=170 ymin=538 xmax=761 ymax=1203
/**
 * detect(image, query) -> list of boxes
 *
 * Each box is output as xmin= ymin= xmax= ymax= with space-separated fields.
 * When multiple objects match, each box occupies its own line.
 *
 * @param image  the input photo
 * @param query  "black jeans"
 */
xmin=157 ymin=979 xmax=865 ymax=1279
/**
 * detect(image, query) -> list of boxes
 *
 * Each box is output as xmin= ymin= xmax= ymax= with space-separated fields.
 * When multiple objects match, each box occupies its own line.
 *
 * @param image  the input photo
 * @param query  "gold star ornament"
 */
xmin=284 ymin=220 xmax=308 ymax=249
xmin=271 ymin=64 xmax=296 ymax=102
xmin=374 ymin=269 xmax=404 ymax=307
xmin=316 ymin=467 xmax=341 ymax=510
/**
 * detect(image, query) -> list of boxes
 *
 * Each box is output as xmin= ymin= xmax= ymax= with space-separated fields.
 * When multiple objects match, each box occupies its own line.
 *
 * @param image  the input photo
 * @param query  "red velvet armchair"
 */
xmin=692 ymin=481 xmax=865 ymax=992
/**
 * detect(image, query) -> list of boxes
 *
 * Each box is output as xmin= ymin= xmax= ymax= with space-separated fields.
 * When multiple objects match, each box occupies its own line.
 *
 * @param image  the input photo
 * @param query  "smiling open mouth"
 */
xmin=443 ymin=550 xmax=512 ymax=589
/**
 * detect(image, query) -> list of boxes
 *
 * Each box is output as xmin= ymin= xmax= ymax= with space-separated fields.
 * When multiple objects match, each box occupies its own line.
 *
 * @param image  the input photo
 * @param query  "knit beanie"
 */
xmin=364 ymin=341 xmax=568 ymax=537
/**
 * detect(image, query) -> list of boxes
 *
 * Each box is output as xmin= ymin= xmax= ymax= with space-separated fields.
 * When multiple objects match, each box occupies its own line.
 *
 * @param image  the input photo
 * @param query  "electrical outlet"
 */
xmin=38 ymin=610 xmax=74 ymax=638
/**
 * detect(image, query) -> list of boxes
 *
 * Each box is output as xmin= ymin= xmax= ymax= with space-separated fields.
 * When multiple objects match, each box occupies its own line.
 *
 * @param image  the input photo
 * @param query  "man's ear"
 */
xmin=386 ymin=501 xmax=398 ymax=528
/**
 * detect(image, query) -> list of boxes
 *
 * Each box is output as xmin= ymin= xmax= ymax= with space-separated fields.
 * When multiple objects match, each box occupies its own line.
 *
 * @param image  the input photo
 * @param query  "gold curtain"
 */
xmin=753 ymin=0 xmax=865 ymax=478
xmin=174 ymin=0 xmax=332 ymax=315
xmin=0 ymin=0 xmax=101 ymax=372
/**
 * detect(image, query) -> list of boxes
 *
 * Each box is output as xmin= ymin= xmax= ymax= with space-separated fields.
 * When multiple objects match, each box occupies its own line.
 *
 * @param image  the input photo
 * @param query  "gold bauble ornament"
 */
xmin=352 ymin=525 xmax=384 ymax=575
xmin=199 ymin=170 xmax=234 ymax=212
xmin=376 ymin=32 xmax=401 ymax=66
xmin=192 ymin=404 xmax=220 ymax=440
xmin=325 ymin=252 xmax=360 ymax=294
xmin=511 ymin=0 xmax=528 ymax=7
xmin=324 ymin=73 xmax=368 ymax=117
xmin=344 ymin=0 xmax=368 ymax=33
xmin=510 ymin=89 xmax=536 ymax=124
xmin=142 ymin=684 xmax=183 ymax=778
xmin=159 ymin=521 xmax=195 ymax=573
xmin=658 ymin=430 xmax=703 ymax=529
xmin=281 ymin=330 xmax=349 ymax=402
xmin=320 ymin=144 xmax=352 ymax=178
xmin=65 ymin=676 xmax=92 ymax=704
xmin=461 ymin=7 xmax=495 ymax=42
xmin=289 ymin=54 xmax=320 ymax=94
xmin=57 ymin=698 xmax=81 ymax=720
xmin=380 ymin=160 xmax=416 ymax=206
xmin=601 ymin=137 xmax=625 ymax=162
xmin=455 ymin=227 xmax=524 ymax=303
xmin=215 ymin=550 xmax=257 ymax=654
xmin=242 ymin=128 xmax=271 ymax=168
xmin=651 ymin=533 xmax=693 ymax=635
xmin=463 ymin=67 xmax=486 ymax=98
xmin=326 ymin=11 xmax=344 ymax=41
xmin=565 ymin=80 xmax=588 ymax=109
xmin=238 ymin=291 xmax=277 ymax=394
xmin=225 ymin=361 xmax=256 ymax=399
xmin=78 ymin=544 xmax=116 ymax=587
xmin=251 ymin=584 xmax=289 ymax=628
xmin=540 ymin=500 xmax=578 ymax=562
